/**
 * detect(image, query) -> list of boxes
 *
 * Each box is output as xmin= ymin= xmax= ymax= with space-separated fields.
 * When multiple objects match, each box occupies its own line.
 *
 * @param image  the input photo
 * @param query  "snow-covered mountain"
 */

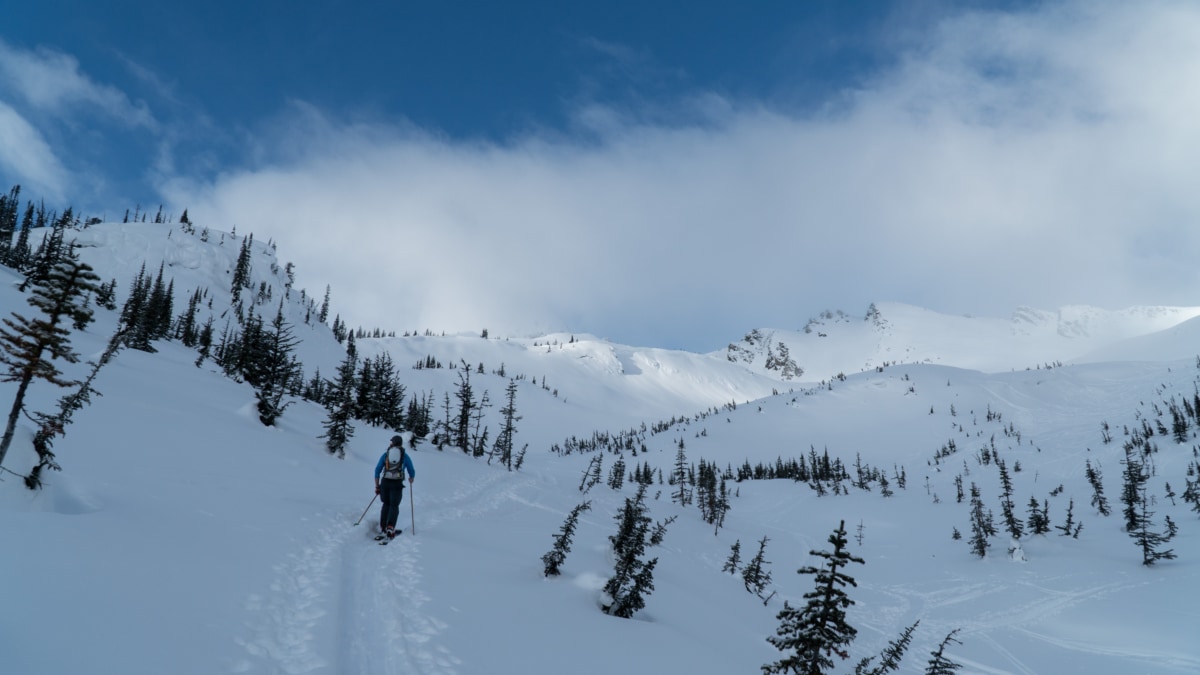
xmin=3 ymin=220 xmax=1199 ymax=675
xmin=723 ymin=302 xmax=1200 ymax=381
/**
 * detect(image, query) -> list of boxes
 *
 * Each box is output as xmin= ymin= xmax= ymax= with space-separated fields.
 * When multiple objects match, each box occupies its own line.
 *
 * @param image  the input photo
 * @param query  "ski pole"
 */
xmin=410 ymin=482 xmax=416 ymax=535
xmin=354 ymin=494 xmax=377 ymax=526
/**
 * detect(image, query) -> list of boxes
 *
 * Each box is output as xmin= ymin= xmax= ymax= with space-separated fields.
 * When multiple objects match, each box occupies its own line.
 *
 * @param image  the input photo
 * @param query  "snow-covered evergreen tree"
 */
xmin=742 ymin=535 xmax=773 ymax=601
xmin=763 ymin=520 xmax=865 ymax=675
xmin=542 ymin=500 xmax=591 ymax=577
xmin=602 ymin=484 xmax=659 ymax=619
xmin=854 ymin=620 xmax=917 ymax=675
xmin=0 ymin=255 xmax=101 ymax=469
xmin=924 ymin=630 xmax=964 ymax=674
xmin=320 ymin=335 xmax=358 ymax=458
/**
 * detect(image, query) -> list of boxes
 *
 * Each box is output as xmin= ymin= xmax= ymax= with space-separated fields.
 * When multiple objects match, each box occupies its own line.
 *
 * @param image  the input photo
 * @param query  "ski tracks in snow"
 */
xmin=233 ymin=467 xmax=530 ymax=675
xmin=232 ymin=517 xmax=351 ymax=674
xmin=871 ymin=575 xmax=1193 ymax=674
xmin=338 ymin=531 xmax=460 ymax=675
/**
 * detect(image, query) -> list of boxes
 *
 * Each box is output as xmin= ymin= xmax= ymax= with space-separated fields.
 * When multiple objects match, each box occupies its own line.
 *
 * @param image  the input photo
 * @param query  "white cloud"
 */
xmin=0 ymin=102 xmax=69 ymax=201
xmin=0 ymin=40 xmax=156 ymax=129
xmin=167 ymin=1 xmax=1200 ymax=350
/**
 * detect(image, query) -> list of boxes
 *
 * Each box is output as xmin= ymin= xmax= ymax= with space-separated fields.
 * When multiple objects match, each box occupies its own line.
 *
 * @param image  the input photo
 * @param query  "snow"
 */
xmin=2 ymin=221 xmax=1199 ymax=674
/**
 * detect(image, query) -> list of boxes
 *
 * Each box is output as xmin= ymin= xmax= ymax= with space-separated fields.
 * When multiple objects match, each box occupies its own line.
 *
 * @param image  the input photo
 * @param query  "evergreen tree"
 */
xmin=577 ymin=455 xmax=603 ymax=493
xmin=0 ymin=256 xmax=102 ymax=468
xmin=1182 ymin=472 xmax=1200 ymax=517
xmin=8 ymin=201 xmax=34 ymax=271
xmin=607 ymin=455 xmax=626 ymax=490
xmin=144 ymin=263 xmax=174 ymax=341
xmin=1056 ymin=498 xmax=1078 ymax=537
xmin=248 ymin=302 xmax=303 ymax=426
xmin=671 ymin=439 xmax=691 ymax=506
xmin=318 ymin=284 xmax=331 ymax=324
xmin=1085 ymin=459 xmax=1111 ymax=516
xmin=491 ymin=378 xmax=521 ymax=469
xmin=967 ymin=482 xmax=992 ymax=558
xmin=176 ymin=288 xmax=203 ymax=346
xmin=602 ymin=484 xmax=659 ymax=618
xmin=193 ymin=316 xmax=215 ymax=367
xmin=697 ymin=459 xmax=725 ymax=524
xmin=1131 ymin=487 xmax=1177 ymax=565
xmin=22 ymin=208 xmax=72 ymax=288
xmin=230 ymin=234 xmax=253 ymax=305
xmin=119 ymin=263 xmax=155 ymax=351
xmin=1120 ymin=446 xmax=1148 ymax=533
xmin=723 ymin=539 xmax=743 ymax=574
xmin=0 ymin=184 xmax=19 ymax=265
xmin=924 ymin=630 xmax=964 ymax=675
xmin=25 ymin=325 xmax=124 ymax=488
xmin=469 ymin=388 xmax=491 ymax=457
xmin=405 ymin=390 xmax=433 ymax=439
xmin=742 ymin=535 xmax=774 ymax=602
xmin=763 ymin=520 xmax=865 ymax=675
xmin=452 ymin=361 xmax=475 ymax=452
xmin=320 ymin=335 xmax=357 ymax=458
xmin=542 ymin=500 xmax=591 ymax=577
xmin=855 ymin=620 xmax=918 ymax=675
xmin=353 ymin=356 xmax=375 ymax=421
xmin=94 ymin=278 xmax=118 ymax=311
xmin=1026 ymin=496 xmax=1050 ymax=535
xmin=997 ymin=459 xmax=1023 ymax=539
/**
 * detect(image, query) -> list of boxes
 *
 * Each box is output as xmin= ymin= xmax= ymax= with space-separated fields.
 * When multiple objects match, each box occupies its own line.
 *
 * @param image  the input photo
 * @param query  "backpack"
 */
xmin=382 ymin=443 xmax=406 ymax=480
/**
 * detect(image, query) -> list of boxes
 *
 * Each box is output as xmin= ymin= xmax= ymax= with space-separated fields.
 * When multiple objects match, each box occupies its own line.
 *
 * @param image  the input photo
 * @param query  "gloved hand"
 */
xmin=375 ymin=484 xmax=380 ymax=495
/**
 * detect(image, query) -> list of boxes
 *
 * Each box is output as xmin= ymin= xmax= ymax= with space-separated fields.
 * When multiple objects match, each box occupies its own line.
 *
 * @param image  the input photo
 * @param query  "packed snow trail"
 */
xmin=232 ymin=514 xmax=352 ymax=673
xmin=232 ymin=462 xmax=534 ymax=674
xmin=338 ymin=528 xmax=459 ymax=675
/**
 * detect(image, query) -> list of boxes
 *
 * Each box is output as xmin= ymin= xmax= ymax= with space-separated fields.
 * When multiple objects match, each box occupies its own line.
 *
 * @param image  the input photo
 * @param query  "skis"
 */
xmin=375 ymin=529 xmax=402 ymax=545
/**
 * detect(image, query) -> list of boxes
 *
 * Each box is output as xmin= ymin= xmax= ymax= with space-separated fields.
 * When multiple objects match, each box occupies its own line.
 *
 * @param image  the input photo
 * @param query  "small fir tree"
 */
xmin=967 ymin=483 xmax=993 ymax=558
xmin=491 ymin=378 xmax=521 ymax=469
xmin=925 ymin=630 xmax=964 ymax=675
xmin=763 ymin=520 xmax=864 ymax=675
xmin=723 ymin=539 xmax=743 ymax=575
xmin=1131 ymin=487 xmax=1177 ymax=566
xmin=1085 ymin=459 xmax=1111 ymax=516
xmin=1026 ymin=496 xmax=1050 ymax=535
xmin=742 ymin=535 xmax=773 ymax=601
xmin=320 ymin=335 xmax=358 ymax=458
xmin=854 ymin=620 xmax=918 ymax=675
xmin=542 ymin=500 xmax=591 ymax=577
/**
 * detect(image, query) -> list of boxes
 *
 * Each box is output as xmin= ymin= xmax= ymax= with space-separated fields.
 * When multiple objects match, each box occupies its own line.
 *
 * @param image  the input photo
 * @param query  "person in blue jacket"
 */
xmin=374 ymin=432 xmax=416 ymax=539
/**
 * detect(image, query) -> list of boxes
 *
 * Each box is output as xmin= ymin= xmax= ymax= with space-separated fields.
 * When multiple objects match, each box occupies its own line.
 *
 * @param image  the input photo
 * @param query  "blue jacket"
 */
xmin=375 ymin=450 xmax=415 ymax=481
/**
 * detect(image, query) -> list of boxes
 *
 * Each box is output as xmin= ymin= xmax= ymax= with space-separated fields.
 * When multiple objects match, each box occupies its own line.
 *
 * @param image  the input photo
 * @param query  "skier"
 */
xmin=374 ymin=433 xmax=416 ymax=540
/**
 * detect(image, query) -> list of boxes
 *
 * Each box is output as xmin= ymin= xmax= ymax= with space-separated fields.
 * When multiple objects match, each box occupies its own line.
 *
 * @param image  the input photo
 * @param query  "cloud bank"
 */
xmin=153 ymin=1 xmax=1200 ymax=350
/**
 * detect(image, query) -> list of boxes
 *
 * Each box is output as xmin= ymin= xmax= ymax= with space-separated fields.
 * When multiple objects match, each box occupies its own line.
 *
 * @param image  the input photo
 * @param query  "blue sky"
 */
xmin=2 ymin=0 xmax=920 ymax=203
xmin=3 ymin=1 xmax=1200 ymax=351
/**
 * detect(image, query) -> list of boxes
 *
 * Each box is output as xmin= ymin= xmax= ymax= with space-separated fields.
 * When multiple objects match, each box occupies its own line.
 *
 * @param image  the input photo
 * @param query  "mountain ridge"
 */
xmin=723 ymin=301 xmax=1200 ymax=383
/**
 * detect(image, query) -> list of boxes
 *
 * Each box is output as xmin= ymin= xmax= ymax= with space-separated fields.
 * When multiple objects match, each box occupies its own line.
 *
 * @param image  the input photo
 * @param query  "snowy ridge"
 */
xmin=724 ymin=301 xmax=1200 ymax=381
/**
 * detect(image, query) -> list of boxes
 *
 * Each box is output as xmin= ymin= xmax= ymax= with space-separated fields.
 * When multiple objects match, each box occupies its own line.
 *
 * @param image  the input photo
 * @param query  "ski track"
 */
xmin=232 ymin=516 xmax=351 ymax=674
xmin=870 ymin=575 xmax=1170 ymax=675
xmin=234 ymin=466 xmax=531 ymax=675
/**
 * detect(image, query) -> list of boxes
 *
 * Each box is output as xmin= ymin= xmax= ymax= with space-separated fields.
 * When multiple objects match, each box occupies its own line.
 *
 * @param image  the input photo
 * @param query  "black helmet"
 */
xmin=390 ymin=434 xmax=404 ymax=447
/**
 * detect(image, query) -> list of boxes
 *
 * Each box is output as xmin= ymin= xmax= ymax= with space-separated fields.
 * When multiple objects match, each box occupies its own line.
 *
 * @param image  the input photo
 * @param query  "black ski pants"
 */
xmin=379 ymin=477 xmax=405 ymax=531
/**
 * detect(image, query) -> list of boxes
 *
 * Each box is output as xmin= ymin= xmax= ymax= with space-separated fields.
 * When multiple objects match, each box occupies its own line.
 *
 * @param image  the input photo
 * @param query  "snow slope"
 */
xmin=2 ymin=221 xmax=1199 ymax=674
